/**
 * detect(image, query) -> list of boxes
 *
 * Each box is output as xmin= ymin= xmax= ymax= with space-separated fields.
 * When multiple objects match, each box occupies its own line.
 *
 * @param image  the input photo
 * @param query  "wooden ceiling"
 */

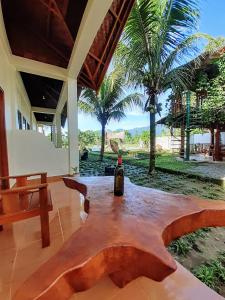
xmin=2 ymin=0 xmax=135 ymax=92
xmin=21 ymin=72 xmax=63 ymax=109
xmin=34 ymin=113 xmax=54 ymax=123
xmin=2 ymin=0 xmax=88 ymax=68
xmin=21 ymin=72 xmax=65 ymax=124
xmin=77 ymin=0 xmax=135 ymax=90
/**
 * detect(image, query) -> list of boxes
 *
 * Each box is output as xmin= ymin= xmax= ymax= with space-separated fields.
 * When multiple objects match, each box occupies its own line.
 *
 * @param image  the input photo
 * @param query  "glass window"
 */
xmin=22 ymin=117 xmax=27 ymax=130
xmin=17 ymin=110 xmax=22 ymax=129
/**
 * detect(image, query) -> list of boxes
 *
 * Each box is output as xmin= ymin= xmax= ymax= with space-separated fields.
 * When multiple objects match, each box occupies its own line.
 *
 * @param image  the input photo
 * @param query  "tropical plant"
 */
xmin=79 ymin=70 xmax=143 ymax=160
xmin=201 ymin=53 xmax=225 ymax=125
xmin=79 ymin=130 xmax=100 ymax=150
xmin=116 ymin=0 xmax=204 ymax=173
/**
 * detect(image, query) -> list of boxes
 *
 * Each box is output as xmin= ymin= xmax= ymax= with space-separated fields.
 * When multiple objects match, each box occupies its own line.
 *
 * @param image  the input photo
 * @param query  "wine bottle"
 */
xmin=114 ymin=155 xmax=124 ymax=196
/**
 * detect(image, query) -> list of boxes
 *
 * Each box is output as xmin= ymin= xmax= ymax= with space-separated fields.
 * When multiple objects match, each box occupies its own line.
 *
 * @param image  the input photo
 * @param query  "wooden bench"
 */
xmin=0 ymin=172 xmax=52 ymax=248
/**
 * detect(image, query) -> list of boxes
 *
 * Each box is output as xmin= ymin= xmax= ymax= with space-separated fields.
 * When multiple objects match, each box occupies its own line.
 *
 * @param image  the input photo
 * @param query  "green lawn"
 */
xmin=91 ymin=151 xmax=196 ymax=172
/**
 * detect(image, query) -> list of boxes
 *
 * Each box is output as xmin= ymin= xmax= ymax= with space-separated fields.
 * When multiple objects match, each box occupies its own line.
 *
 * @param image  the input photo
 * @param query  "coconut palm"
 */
xmin=116 ymin=0 xmax=204 ymax=173
xmin=79 ymin=70 xmax=143 ymax=161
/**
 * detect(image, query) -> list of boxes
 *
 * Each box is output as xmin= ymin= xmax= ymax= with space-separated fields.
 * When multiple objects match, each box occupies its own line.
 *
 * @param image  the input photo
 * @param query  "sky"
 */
xmin=78 ymin=0 xmax=225 ymax=132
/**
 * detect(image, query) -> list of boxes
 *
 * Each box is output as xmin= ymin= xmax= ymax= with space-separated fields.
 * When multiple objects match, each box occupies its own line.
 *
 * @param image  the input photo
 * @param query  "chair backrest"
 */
xmin=0 ymin=172 xmax=47 ymax=215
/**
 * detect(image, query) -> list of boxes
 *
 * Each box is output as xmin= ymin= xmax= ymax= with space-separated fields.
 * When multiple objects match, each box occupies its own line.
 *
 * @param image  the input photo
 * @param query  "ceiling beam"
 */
xmin=67 ymin=0 xmax=114 ymax=79
xmin=32 ymin=106 xmax=56 ymax=114
xmin=11 ymin=55 xmax=68 ymax=81
xmin=37 ymin=121 xmax=53 ymax=126
xmin=93 ymin=0 xmax=126 ymax=80
xmin=38 ymin=0 xmax=74 ymax=48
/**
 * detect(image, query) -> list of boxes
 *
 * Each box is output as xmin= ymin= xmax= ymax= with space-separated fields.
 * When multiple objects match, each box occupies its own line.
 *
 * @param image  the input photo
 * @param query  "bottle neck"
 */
xmin=117 ymin=156 xmax=122 ymax=165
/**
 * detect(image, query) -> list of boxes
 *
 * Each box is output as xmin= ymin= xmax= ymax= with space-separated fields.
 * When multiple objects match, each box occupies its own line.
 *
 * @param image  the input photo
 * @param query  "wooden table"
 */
xmin=14 ymin=176 xmax=225 ymax=300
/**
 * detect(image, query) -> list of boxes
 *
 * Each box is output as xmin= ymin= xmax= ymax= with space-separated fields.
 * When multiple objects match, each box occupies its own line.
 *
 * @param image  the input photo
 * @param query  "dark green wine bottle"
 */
xmin=114 ymin=155 xmax=124 ymax=196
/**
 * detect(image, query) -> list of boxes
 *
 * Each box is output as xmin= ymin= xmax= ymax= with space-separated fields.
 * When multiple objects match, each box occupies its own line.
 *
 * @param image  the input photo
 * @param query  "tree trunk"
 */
xmin=149 ymin=94 xmax=156 ymax=174
xmin=100 ymin=124 xmax=106 ymax=161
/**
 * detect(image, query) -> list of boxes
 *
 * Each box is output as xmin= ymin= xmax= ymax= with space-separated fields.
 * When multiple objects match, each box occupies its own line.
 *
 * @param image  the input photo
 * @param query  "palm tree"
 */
xmin=116 ymin=0 xmax=204 ymax=174
xmin=79 ymin=70 xmax=143 ymax=161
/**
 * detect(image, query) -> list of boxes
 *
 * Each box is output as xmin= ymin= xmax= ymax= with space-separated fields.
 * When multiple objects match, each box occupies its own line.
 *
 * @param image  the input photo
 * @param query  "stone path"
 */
xmin=189 ymin=163 xmax=225 ymax=180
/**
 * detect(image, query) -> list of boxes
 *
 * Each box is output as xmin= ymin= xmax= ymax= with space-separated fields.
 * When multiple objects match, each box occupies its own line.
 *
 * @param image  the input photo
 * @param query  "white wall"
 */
xmin=0 ymin=17 xmax=68 ymax=176
xmin=221 ymin=132 xmax=225 ymax=144
xmin=8 ymin=130 xmax=69 ymax=176
xmin=156 ymin=137 xmax=171 ymax=150
xmin=190 ymin=133 xmax=211 ymax=145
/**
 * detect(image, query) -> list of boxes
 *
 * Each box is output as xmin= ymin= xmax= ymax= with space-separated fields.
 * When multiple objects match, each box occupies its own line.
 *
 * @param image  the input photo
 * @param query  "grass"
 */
xmin=168 ymin=228 xmax=211 ymax=256
xmin=91 ymin=151 xmax=197 ymax=172
xmin=192 ymin=252 xmax=225 ymax=292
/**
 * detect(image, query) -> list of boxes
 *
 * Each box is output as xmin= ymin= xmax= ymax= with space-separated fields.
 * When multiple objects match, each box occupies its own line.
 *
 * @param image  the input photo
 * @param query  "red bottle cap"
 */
xmin=118 ymin=156 xmax=122 ymax=165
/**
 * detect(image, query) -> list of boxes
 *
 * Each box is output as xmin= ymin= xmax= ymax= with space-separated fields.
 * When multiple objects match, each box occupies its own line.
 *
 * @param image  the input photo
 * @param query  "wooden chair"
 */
xmin=0 ymin=172 xmax=52 ymax=248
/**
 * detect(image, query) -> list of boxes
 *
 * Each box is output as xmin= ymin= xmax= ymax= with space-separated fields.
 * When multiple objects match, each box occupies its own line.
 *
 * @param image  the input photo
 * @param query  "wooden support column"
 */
xmin=214 ymin=127 xmax=221 ymax=161
xmin=0 ymin=89 xmax=9 ymax=188
xmin=67 ymin=78 xmax=79 ymax=175
xmin=0 ymin=89 xmax=9 ymax=231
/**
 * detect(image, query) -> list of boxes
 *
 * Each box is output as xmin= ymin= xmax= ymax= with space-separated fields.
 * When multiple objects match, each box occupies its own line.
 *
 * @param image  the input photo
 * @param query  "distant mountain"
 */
xmin=128 ymin=125 xmax=166 ymax=137
xmin=88 ymin=125 xmax=167 ymax=136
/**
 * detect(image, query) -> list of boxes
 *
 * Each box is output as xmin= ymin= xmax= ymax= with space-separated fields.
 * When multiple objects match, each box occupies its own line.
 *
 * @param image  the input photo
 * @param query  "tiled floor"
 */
xmin=0 ymin=180 xmax=223 ymax=300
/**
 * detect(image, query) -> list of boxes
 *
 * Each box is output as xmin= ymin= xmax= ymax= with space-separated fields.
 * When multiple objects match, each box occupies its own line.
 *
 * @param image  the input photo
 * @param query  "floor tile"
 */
xmin=14 ymin=235 xmax=64 ymax=271
xmin=22 ymin=213 xmax=62 ymax=247
xmin=0 ymin=248 xmax=16 ymax=285
xmin=0 ymin=221 xmax=25 ymax=251
xmin=0 ymin=283 xmax=11 ymax=300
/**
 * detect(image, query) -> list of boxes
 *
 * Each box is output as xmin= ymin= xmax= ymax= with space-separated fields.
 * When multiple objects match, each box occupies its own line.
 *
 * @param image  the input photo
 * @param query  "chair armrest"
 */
xmin=0 ymin=183 xmax=48 ymax=195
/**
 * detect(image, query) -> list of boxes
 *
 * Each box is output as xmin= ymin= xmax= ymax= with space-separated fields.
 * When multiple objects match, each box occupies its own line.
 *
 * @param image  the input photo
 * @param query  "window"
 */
xmin=22 ymin=117 xmax=27 ymax=130
xmin=17 ymin=110 xmax=22 ymax=129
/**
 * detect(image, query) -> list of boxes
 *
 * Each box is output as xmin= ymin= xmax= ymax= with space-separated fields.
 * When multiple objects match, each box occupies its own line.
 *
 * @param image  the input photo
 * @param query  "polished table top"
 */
xmin=14 ymin=176 xmax=225 ymax=300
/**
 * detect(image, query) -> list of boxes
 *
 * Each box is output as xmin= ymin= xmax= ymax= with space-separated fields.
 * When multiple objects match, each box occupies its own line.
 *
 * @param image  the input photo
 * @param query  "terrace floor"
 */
xmin=0 ymin=180 xmax=223 ymax=300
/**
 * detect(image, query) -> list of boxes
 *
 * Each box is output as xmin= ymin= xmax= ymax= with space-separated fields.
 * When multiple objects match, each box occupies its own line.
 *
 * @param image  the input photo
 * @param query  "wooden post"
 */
xmin=0 ymin=89 xmax=9 ymax=188
xmin=39 ymin=186 xmax=50 ymax=248
xmin=0 ymin=89 xmax=9 ymax=230
xmin=16 ymin=176 xmax=28 ymax=210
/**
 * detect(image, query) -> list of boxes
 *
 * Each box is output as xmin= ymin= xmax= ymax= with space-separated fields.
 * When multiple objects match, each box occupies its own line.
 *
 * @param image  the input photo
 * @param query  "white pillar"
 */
xmin=30 ymin=109 xmax=33 ymax=130
xmin=52 ymin=123 xmax=56 ymax=145
xmin=67 ymin=78 xmax=79 ymax=175
xmin=55 ymin=112 xmax=62 ymax=148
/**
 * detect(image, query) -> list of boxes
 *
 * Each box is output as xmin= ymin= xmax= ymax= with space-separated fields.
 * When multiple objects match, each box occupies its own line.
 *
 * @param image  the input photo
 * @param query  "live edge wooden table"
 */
xmin=14 ymin=176 xmax=225 ymax=300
